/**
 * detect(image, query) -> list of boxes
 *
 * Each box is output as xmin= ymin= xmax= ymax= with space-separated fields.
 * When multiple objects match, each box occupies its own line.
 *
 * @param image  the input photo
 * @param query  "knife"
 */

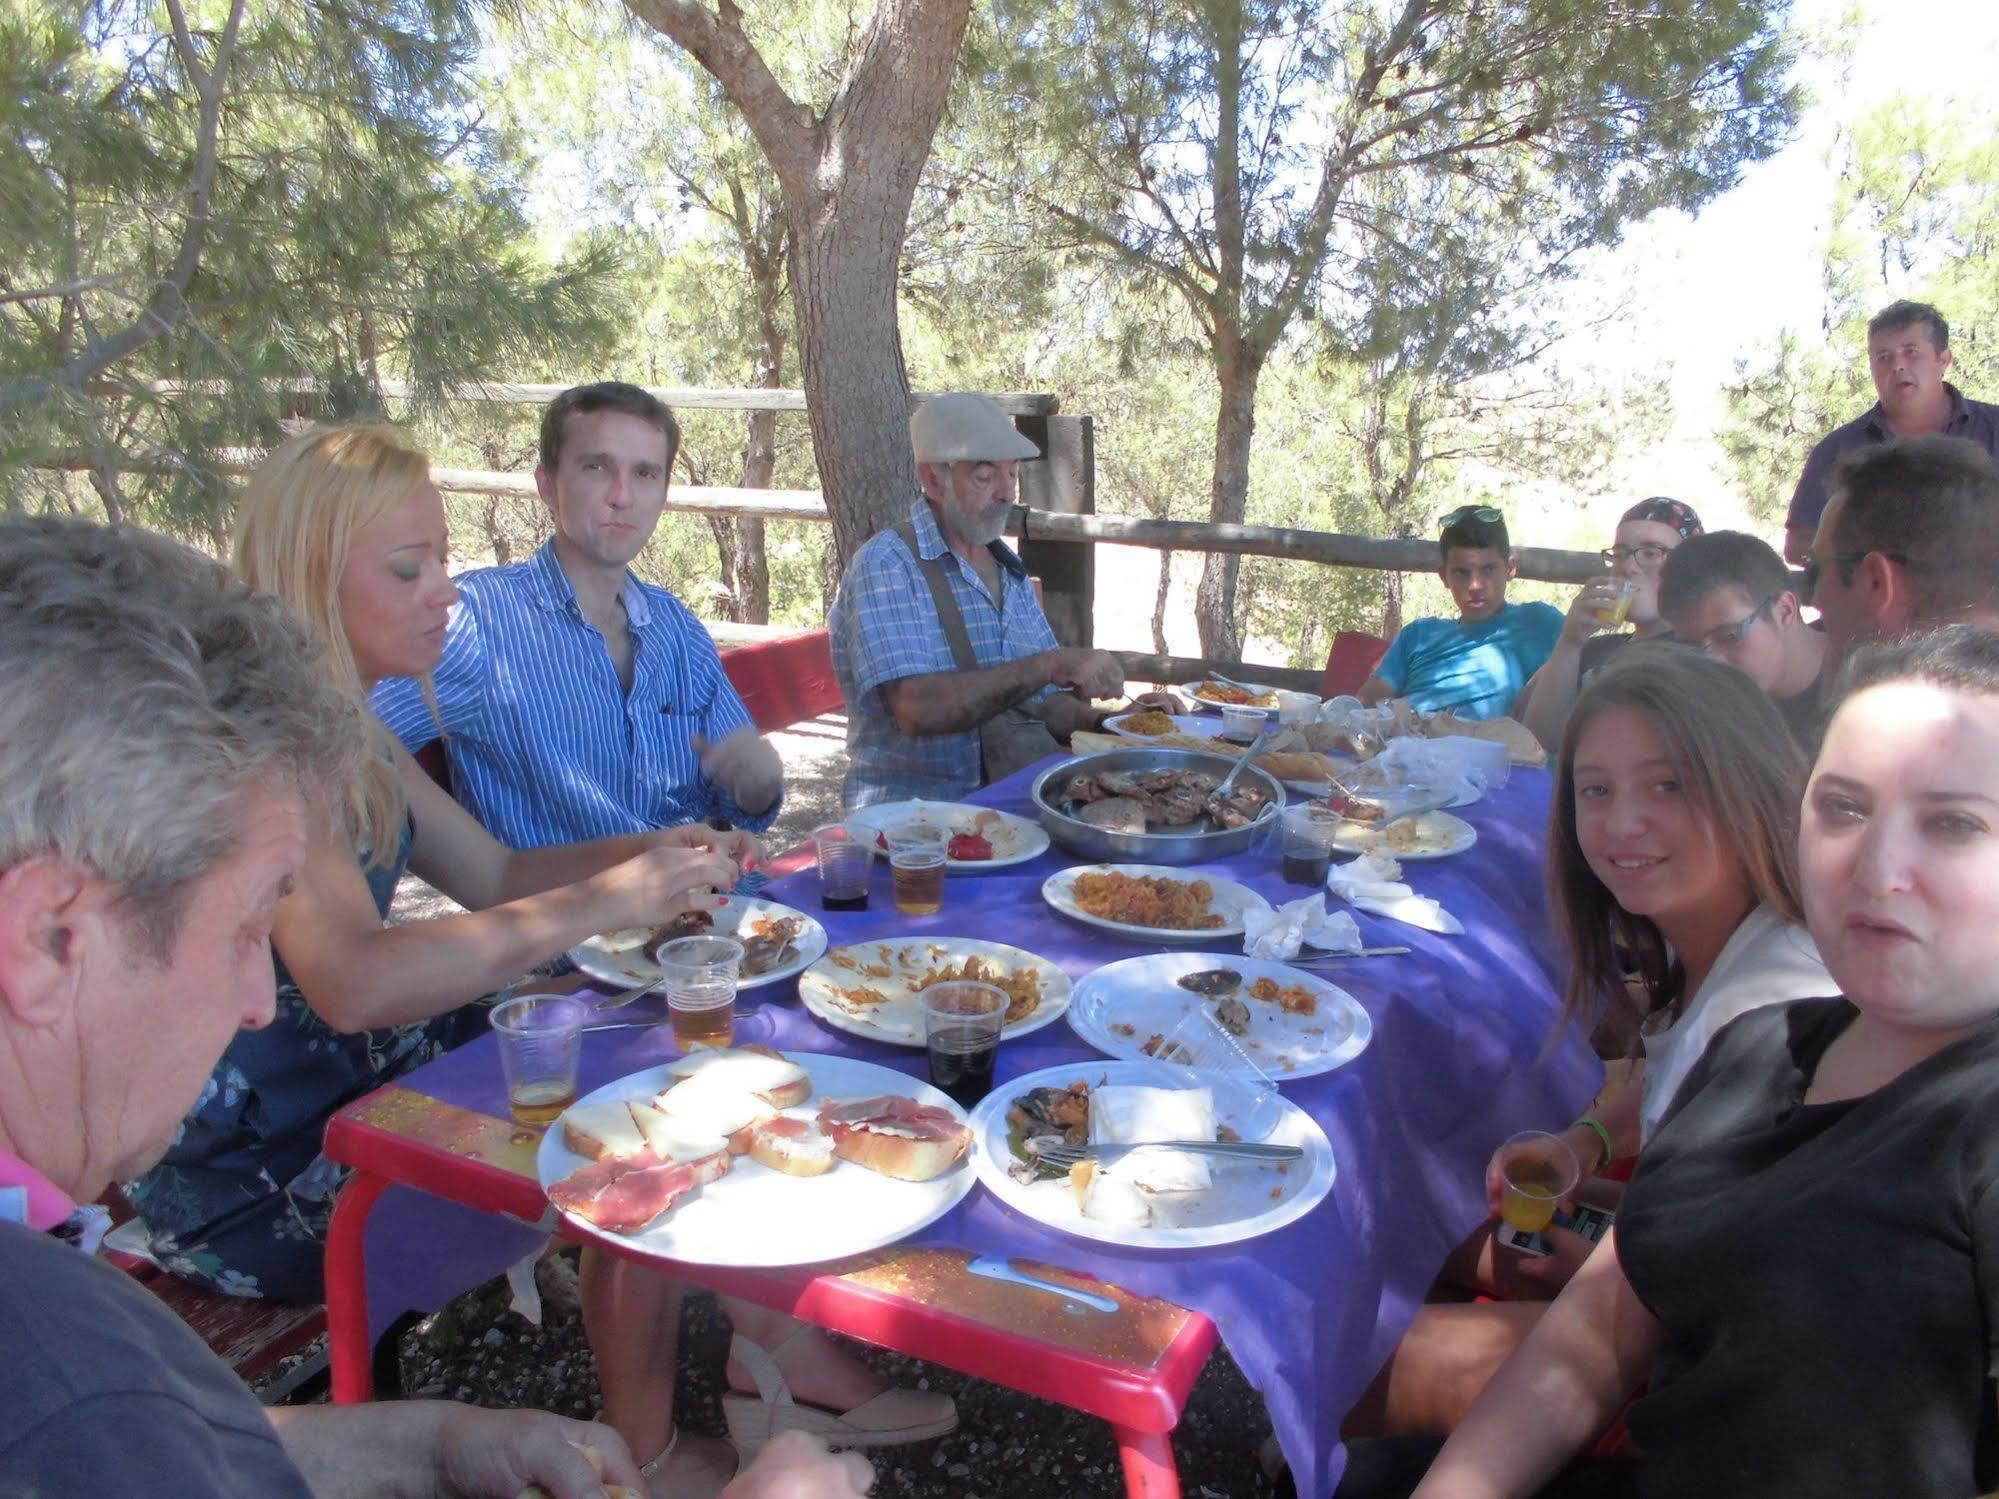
xmin=966 ymin=1254 xmax=1118 ymax=1314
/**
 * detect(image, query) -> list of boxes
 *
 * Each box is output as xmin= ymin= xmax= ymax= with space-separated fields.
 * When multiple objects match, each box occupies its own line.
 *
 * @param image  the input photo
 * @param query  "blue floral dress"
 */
xmin=126 ymin=824 xmax=484 ymax=1302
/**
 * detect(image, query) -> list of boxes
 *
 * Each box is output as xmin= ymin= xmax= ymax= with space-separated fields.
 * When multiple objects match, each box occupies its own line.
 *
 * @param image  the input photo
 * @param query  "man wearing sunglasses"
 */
xmin=1806 ymin=436 xmax=1999 ymax=663
xmin=1357 ymin=505 xmax=1563 ymax=720
xmin=1659 ymin=531 xmax=1830 ymax=750
xmin=1782 ymin=300 xmax=1999 ymax=566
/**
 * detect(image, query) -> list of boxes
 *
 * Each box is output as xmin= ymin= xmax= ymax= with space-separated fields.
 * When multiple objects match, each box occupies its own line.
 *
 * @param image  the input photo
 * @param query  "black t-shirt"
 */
xmin=1619 ymin=999 xmax=1999 ymax=1498
xmin=1577 ymin=631 xmax=1630 ymax=687
xmin=0 ymin=1220 xmax=314 ymax=1496
xmin=1775 ymin=668 xmax=1829 ymax=754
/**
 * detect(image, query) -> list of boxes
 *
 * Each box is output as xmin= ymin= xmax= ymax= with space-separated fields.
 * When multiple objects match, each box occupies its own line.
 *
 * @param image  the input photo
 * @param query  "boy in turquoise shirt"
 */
xmin=1359 ymin=505 xmax=1563 ymax=720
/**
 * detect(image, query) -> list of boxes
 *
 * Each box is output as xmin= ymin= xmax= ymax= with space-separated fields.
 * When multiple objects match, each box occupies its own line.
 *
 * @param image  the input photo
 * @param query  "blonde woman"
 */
xmin=126 ymin=425 xmax=747 ymax=1303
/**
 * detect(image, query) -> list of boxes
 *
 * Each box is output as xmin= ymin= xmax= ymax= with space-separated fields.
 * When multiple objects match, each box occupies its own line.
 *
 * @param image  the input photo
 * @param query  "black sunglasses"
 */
xmin=1439 ymin=505 xmax=1503 ymax=528
xmin=1802 ymin=549 xmax=1912 ymax=600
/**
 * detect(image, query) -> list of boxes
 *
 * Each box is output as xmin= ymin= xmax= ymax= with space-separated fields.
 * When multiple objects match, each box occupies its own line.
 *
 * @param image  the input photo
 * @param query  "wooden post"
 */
xmin=1013 ymin=413 xmax=1095 ymax=647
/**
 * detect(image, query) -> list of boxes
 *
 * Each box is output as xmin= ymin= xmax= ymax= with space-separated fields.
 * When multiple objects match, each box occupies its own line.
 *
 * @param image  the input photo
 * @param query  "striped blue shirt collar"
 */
xmin=521 ymin=539 xmax=654 ymax=628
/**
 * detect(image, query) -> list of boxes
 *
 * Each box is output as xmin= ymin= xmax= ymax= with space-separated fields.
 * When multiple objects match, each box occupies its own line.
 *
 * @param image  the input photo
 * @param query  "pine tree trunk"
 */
xmin=1196 ymin=342 xmax=1267 ymax=660
xmin=1381 ymin=569 xmax=1404 ymax=639
xmin=1152 ymin=548 xmax=1173 ymax=654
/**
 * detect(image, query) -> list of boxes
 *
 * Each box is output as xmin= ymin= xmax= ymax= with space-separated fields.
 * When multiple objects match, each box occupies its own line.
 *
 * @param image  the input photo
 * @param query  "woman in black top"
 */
xmin=1411 ymin=624 xmax=1999 ymax=1499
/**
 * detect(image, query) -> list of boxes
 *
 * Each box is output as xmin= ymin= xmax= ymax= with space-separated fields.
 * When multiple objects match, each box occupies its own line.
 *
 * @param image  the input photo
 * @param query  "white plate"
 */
xmin=537 ymin=1053 xmax=975 ymax=1266
xmin=1040 ymin=864 xmax=1273 ymax=942
xmin=845 ymin=800 xmax=1050 ymax=871
xmin=1177 ymin=681 xmax=1285 ymax=717
xmin=1067 ymin=952 xmax=1373 ymax=1080
xmin=967 ymin=1060 xmax=1335 ymax=1250
xmin=798 ymin=937 xmax=1073 ymax=1047
xmin=1102 ymin=712 xmax=1228 ymax=741
xmin=570 ymin=895 xmax=829 ymax=990
xmin=1330 ymin=810 xmax=1478 ymax=860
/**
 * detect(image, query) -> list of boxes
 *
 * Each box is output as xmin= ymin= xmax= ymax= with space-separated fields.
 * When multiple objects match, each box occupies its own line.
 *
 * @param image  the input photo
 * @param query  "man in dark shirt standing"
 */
xmin=1783 ymin=300 xmax=1999 ymax=564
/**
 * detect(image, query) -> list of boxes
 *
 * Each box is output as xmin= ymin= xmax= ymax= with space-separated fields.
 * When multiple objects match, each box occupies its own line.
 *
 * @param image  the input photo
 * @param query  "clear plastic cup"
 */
xmin=922 ymin=980 xmax=1008 ymax=1107
xmin=491 ymin=992 xmax=587 ymax=1127
xmin=814 ymin=822 xmax=874 ymax=912
xmin=1220 ymin=703 xmax=1265 ymax=742
xmin=658 ymin=934 xmax=743 ymax=1051
xmin=1592 ymin=575 xmax=1638 ymax=628
xmin=887 ymin=824 xmax=947 ymax=916
xmin=1497 ymin=1130 xmax=1580 ymax=1233
xmin=1279 ymin=804 xmax=1339 ymax=887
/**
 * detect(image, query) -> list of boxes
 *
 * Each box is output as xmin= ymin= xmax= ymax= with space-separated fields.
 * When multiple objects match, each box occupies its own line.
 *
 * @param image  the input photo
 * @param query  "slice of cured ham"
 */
xmin=815 ymin=1095 xmax=971 ymax=1181
xmin=547 ymin=1147 xmax=731 ymax=1234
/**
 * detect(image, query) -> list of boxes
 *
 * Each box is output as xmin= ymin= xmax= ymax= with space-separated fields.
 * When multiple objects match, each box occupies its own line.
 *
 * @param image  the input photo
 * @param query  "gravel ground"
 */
xmin=388 ymin=1249 xmax=1283 ymax=1498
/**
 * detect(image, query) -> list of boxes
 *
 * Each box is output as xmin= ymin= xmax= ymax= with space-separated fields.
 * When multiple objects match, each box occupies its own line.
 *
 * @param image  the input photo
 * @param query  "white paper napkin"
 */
xmin=1243 ymin=893 xmax=1363 ymax=959
xmin=1326 ymin=852 xmax=1464 ymax=935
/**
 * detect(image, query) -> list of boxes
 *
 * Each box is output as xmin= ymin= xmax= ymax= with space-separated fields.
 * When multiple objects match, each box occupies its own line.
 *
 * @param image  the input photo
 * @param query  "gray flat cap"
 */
xmin=910 ymin=393 xmax=1041 ymax=463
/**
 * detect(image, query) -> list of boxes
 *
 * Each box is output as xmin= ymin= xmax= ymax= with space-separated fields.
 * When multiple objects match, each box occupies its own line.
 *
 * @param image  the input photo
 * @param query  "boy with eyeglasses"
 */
xmin=1357 ymin=505 xmax=1563 ymax=720
xmin=1658 ymin=531 xmax=1830 ymax=750
xmin=1516 ymin=497 xmax=1703 ymax=750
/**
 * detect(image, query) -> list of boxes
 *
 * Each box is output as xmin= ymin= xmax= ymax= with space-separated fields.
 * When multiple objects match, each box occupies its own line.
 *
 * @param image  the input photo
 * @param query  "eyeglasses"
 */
xmin=1600 ymin=543 xmax=1673 ymax=567
xmin=1439 ymin=505 xmax=1503 ymax=528
xmin=1681 ymin=594 xmax=1777 ymax=653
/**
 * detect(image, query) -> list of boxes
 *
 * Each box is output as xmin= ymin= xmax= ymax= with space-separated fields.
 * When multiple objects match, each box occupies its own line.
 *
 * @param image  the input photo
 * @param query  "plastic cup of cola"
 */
xmin=491 ymin=992 xmax=588 ymax=1128
xmin=814 ymin=822 xmax=874 ymax=912
xmin=658 ymin=934 xmax=744 ymax=1051
xmin=1279 ymin=804 xmax=1339 ymax=887
xmin=887 ymin=823 xmax=947 ymax=917
xmin=922 ymin=980 xmax=1008 ymax=1108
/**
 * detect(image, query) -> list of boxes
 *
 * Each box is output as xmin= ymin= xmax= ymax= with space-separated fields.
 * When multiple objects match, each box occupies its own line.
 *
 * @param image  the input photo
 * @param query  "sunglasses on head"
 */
xmin=1440 ymin=505 xmax=1503 ymax=528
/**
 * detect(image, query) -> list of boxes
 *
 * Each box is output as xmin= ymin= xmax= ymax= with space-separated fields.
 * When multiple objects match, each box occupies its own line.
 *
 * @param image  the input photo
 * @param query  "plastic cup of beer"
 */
xmin=1497 ymin=1130 xmax=1580 ymax=1233
xmin=491 ymin=992 xmax=587 ymax=1128
xmin=922 ymin=980 xmax=1008 ymax=1108
xmin=658 ymin=934 xmax=744 ymax=1051
xmin=814 ymin=822 xmax=874 ymax=912
xmin=887 ymin=823 xmax=948 ymax=917
xmin=1592 ymin=575 xmax=1638 ymax=629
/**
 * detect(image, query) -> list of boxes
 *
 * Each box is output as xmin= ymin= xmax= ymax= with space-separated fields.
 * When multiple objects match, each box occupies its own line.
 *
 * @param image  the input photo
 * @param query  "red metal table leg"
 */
xmin=1114 ymin=1425 xmax=1181 ymax=1499
xmin=325 ymin=1170 xmax=390 ymax=1404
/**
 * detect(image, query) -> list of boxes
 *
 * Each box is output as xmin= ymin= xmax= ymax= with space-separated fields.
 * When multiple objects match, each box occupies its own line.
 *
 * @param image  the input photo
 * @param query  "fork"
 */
xmin=1033 ymin=1139 xmax=1303 ymax=1171
xmin=589 ymin=976 xmax=664 ymax=1014
xmin=1288 ymin=945 xmax=1412 ymax=962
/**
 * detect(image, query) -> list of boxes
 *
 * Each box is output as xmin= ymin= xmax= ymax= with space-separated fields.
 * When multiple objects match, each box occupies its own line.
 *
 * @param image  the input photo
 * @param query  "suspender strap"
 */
xmin=893 ymin=521 xmax=981 ymax=674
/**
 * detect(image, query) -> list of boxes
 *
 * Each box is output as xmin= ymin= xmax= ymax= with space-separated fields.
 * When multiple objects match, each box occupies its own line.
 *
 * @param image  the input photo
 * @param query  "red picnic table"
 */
xmin=323 ymin=1072 xmax=1216 ymax=1498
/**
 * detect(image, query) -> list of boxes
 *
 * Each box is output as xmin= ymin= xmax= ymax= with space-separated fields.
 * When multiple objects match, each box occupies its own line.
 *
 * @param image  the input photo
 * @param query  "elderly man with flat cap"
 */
xmin=829 ymin=393 xmax=1143 ymax=809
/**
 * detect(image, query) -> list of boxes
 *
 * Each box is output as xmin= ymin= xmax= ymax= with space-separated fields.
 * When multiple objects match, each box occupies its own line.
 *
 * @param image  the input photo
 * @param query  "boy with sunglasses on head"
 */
xmin=1516 ymin=496 xmax=1702 ymax=751
xmin=1357 ymin=505 xmax=1563 ymax=720
xmin=1659 ymin=530 xmax=1830 ymax=751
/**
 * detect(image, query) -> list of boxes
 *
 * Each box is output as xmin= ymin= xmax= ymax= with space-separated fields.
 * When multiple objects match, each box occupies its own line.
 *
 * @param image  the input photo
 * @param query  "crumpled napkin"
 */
xmin=1243 ymin=893 xmax=1363 ymax=959
xmin=1325 ymin=852 xmax=1464 ymax=934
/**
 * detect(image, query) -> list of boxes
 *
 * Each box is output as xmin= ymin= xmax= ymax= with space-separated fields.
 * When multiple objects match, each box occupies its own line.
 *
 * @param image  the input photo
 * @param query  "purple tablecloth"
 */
xmin=362 ymin=758 xmax=1600 ymax=1495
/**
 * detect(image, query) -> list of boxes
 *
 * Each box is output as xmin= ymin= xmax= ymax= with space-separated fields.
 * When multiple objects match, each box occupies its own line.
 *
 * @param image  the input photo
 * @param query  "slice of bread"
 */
xmin=748 ymin=1116 xmax=837 ymax=1177
xmin=561 ymin=1100 xmax=648 ymax=1162
xmin=665 ymin=1045 xmax=811 ymax=1109
xmin=626 ymin=1101 xmax=730 ymax=1163
xmin=652 ymin=1075 xmax=778 ymax=1154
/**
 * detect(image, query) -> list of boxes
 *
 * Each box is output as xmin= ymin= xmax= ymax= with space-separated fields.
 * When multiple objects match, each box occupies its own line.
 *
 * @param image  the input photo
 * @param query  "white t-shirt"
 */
xmin=1639 ymin=906 xmax=1834 ymax=1143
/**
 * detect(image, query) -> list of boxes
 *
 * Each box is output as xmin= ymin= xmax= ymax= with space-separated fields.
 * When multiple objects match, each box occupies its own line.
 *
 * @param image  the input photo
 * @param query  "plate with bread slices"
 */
xmin=797 ymin=938 xmax=1073 ymax=1047
xmin=570 ymin=895 xmax=829 ymax=990
xmin=538 ymin=1045 xmax=977 ymax=1265
xmin=968 ymin=1062 xmax=1335 ymax=1249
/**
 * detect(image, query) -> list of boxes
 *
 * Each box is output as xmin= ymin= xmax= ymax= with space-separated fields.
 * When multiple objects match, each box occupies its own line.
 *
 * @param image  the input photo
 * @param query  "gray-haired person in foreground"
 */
xmin=0 ymin=515 xmax=870 ymax=1499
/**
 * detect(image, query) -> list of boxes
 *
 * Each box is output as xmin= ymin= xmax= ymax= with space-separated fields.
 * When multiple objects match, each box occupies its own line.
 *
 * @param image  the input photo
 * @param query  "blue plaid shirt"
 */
xmin=371 ymin=541 xmax=777 ymax=847
xmin=829 ymin=497 xmax=1059 ymax=809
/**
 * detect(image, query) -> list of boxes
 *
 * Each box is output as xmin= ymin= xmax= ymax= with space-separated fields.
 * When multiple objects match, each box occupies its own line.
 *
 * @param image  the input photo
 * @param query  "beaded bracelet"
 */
xmin=1572 ymin=1115 xmax=1615 ymax=1170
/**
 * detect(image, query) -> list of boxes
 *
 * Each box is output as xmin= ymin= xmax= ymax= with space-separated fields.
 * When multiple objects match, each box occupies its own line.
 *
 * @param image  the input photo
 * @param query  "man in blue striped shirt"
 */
xmin=372 ymin=382 xmax=783 ymax=847
xmin=829 ymin=393 xmax=1128 ymax=808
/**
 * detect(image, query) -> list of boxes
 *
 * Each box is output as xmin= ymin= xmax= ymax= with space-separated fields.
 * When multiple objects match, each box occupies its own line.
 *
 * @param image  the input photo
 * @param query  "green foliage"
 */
xmin=0 ymin=0 xmax=622 ymax=536
xmin=1719 ymin=94 xmax=1999 ymax=525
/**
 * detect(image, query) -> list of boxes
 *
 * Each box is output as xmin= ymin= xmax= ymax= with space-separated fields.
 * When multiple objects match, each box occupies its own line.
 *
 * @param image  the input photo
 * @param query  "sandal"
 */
xmin=721 ymin=1326 xmax=957 ymax=1456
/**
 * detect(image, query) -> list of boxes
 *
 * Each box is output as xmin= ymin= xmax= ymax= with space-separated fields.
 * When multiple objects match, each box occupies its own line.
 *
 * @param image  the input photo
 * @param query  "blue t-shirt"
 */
xmin=1372 ymin=600 xmax=1563 ymax=719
